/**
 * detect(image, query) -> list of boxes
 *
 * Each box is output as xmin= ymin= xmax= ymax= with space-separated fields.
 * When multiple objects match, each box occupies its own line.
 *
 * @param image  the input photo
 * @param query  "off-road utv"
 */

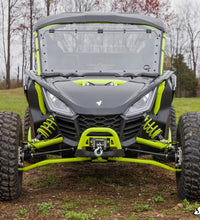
xmin=0 ymin=12 xmax=200 ymax=201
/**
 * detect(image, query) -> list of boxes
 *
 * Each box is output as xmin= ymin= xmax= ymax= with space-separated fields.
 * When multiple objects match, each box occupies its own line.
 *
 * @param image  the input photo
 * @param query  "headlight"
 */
xmin=45 ymin=91 xmax=74 ymax=116
xmin=124 ymin=89 xmax=156 ymax=117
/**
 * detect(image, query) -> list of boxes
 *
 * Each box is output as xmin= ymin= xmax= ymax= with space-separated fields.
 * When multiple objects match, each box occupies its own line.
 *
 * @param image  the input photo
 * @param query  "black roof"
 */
xmin=34 ymin=12 xmax=165 ymax=32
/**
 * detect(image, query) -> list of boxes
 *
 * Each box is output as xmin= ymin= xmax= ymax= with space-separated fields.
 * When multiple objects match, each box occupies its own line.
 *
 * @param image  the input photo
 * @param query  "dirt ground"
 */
xmin=0 ymin=159 xmax=199 ymax=220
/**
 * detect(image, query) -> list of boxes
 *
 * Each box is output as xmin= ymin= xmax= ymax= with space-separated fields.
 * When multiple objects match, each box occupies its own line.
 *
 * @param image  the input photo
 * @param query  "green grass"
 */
xmin=182 ymin=199 xmax=200 ymax=212
xmin=16 ymin=208 xmax=28 ymax=216
xmin=133 ymin=203 xmax=152 ymax=212
xmin=173 ymin=97 xmax=200 ymax=121
xmin=24 ymin=174 xmax=60 ymax=189
xmin=37 ymin=202 xmax=54 ymax=216
xmin=0 ymin=88 xmax=27 ymax=116
xmin=63 ymin=211 xmax=94 ymax=220
xmin=152 ymin=195 xmax=165 ymax=203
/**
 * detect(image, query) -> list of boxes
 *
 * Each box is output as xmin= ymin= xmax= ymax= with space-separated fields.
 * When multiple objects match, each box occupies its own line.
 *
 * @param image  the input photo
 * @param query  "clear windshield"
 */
xmin=38 ymin=23 xmax=162 ymax=75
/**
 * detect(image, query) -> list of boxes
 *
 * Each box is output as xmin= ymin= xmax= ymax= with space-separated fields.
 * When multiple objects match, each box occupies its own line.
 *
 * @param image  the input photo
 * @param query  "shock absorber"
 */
xmin=36 ymin=115 xmax=57 ymax=140
xmin=143 ymin=115 xmax=163 ymax=140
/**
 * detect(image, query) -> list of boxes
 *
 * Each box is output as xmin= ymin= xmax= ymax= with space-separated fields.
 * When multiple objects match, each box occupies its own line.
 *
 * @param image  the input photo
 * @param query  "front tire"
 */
xmin=0 ymin=111 xmax=23 ymax=200
xmin=176 ymin=112 xmax=200 ymax=200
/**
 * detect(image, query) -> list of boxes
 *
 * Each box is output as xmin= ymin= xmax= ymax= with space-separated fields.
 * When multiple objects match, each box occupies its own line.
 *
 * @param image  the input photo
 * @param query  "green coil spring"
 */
xmin=143 ymin=115 xmax=162 ymax=139
xmin=37 ymin=116 xmax=57 ymax=139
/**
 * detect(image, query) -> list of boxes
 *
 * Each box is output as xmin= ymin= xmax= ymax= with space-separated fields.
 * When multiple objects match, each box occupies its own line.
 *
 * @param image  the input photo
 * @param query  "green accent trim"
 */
xmin=30 ymin=137 xmax=63 ymax=150
xmin=154 ymin=81 xmax=165 ymax=115
xmin=168 ymin=128 xmax=172 ymax=146
xmin=41 ymin=23 xmax=161 ymax=31
xmin=77 ymin=127 xmax=122 ymax=150
xmin=28 ymin=127 xmax=32 ymax=142
xmin=73 ymin=79 xmax=126 ymax=86
xmin=18 ymin=157 xmax=91 ymax=172
xmin=35 ymin=82 xmax=47 ymax=115
xmin=108 ymin=157 xmax=181 ymax=172
xmin=160 ymin=33 xmax=165 ymax=75
xmin=18 ymin=156 xmax=181 ymax=172
xmin=35 ymin=32 xmax=41 ymax=75
xmin=92 ymin=157 xmax=107 ymax=162
xmin=41 ymin=24 xmax=62 ymax=30
xmin=136 ymin=137 xmax=169 ymax=150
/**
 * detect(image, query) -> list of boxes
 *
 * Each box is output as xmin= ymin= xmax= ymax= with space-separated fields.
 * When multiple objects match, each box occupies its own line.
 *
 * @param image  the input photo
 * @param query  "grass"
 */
xmin=182 ymin=199 xmax=200 ymax=212
xmin=16 ymin=208 xmax=28 ymax=216
xmin=63 ymin=211 xmax=94 ymax=220
xmin=173 ymin=97 xmax=200 ymax=121
xmin=43 ymin=174 xmax=60 ymax=188
xmin=61 ymin=203 xmax=78 ymax=211
xmin=0 ymin=88 xmax=27 ymax=116
xmin=152 ymin=195 xmax=165 ymax=203
xmin=24 ymin=174 xmax=60 ymax=189
xmin=133 ymin=203 xmax=152 ymax=212
xmin=37 ymin=202 xmax=54 ymax=216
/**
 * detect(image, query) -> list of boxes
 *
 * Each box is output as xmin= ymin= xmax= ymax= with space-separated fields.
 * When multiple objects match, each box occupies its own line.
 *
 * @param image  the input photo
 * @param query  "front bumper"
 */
xmin=20 ymin=127 xmax=181 ymax=172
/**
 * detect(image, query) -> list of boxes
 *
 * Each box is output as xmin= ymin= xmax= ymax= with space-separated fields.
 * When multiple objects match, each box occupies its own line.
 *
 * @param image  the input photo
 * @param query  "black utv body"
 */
xmin=1 ymin=12 xmax=200 ymax=201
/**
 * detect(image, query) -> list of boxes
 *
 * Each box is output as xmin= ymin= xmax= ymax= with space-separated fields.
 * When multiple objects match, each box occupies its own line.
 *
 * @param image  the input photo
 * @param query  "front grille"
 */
xmin=55 ymin=114 xmax=144 ymax=145
xmin=55 ymin=116 xmax=77 ymax=140
xmin=78 ymin=115 xmax=122 ymax=135
xmin=121 ymin=117 xmax=144 ymax=141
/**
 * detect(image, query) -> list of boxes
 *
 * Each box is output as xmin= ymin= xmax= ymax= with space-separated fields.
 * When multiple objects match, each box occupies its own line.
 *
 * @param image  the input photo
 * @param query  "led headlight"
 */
xmin=125 ymin=89 xmax=156 ymax=117
xmin=45 ymin=91 xmax=74 ymax=116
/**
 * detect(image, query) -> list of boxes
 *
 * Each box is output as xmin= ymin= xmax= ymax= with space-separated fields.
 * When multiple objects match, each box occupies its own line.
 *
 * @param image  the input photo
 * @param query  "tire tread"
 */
xmin=0 ymin=111 xmax=22 ymax=201
xmin=176 ymin=112 xmax=200 ymax=200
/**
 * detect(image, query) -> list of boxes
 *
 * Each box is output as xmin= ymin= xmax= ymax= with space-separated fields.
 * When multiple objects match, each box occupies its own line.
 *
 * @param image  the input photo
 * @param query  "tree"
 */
xmin=45 ymin=0 xmax=60 ymax=16
xmin=172 ymin=54 xmax=198 ymax=97
xmin=182 ymin=1 xmax=200 ymax=77
xmin=112 ymin=0 xmax=172 ymax=21
xmin=28 ymin=0 xmax=43 ymax=71
xmin=30 ymin=0 xmax=33 ymax=70
xmin=168 ymin=0 xmax=200 ymax=78
xmin=55 ymin=0 xmax=101 ymax=12
xmin=12 ymin=1 xmax=42 ymax=80
xmin=0 ymin=0 xmax=21 ymax=89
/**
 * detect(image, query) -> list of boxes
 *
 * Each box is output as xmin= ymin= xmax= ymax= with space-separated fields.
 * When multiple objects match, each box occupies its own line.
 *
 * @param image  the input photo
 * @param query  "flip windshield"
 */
xmin=38 ymin=23 xmax=162 ymax=75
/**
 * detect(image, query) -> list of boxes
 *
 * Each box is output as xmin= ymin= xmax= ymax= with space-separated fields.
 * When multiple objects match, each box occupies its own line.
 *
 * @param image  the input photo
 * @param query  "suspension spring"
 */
xmin=37 ymin=115 xmax=57 ymax=139
xmin=143 ymin=115 xmax=162 ymax=140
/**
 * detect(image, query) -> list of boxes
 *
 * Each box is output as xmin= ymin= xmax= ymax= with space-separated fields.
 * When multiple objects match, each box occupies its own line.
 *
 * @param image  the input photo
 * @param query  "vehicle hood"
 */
xmin=47 ymin=77 xmax=153 ymax=115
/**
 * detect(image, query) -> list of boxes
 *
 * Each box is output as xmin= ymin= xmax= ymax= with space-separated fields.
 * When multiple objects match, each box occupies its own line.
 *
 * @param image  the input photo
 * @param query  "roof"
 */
xmin=34 ymin=12 xmax=165 ymax=32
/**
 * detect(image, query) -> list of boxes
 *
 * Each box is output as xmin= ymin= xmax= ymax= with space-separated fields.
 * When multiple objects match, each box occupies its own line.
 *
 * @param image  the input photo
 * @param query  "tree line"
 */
xmin=0 ymin=0 xmax=199 ymax=97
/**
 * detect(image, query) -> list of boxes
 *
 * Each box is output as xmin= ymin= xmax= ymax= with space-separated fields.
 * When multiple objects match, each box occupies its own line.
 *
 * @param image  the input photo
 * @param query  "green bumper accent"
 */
xmin=73 ymin=79 xmax=126 ymax=86
xmin=154 ymin=81 xmax=165 ymax=115
xmin=160 ymin=33 xmax=165 ymax=75
xmin=18 ymin=157 xmax=91 ymax=172
xmin=35 ymin=82 xmax=47 ymax=115
xmin=18 ymin=156 xmax=181 ymax=172
xmin=20 ymin=127 xmax=180 ymax=172
xmin=29 ymin=137 xmax=63 ymax=150
xmin=77 ymin=127 xmax=122 ymax=150
xmin=35 ymin=32 xmax=41 ymax=75
xmin=136 ymin=137 xmax=169 ymax=150
xmin=153 ymin=32 xmax=166 ymax=115
xmin=108 ymin=157 xmax=181 ymax=172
